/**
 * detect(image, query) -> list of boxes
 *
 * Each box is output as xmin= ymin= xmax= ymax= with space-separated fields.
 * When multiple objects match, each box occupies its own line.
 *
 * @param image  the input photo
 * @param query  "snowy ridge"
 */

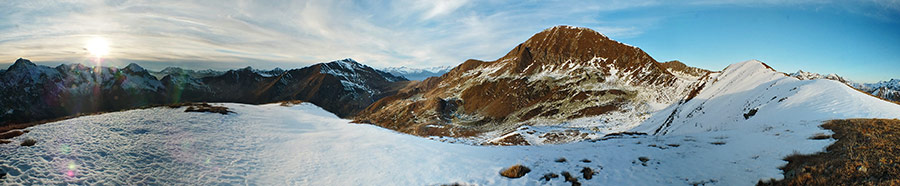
xmin=636 ymin=60 xmax=900 ymax=135
xmin=787 ymin=69 xmax=898 ymax=102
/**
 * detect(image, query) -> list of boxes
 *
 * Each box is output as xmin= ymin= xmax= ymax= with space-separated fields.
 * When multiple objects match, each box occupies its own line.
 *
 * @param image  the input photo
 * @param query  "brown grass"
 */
xmin=184 ymin=103 xmax=233 ymax=115
xmin=568 ymin=105 xmax=618 ymax=119
xmin=759 ymin=119 xmax=900 ymax=185
xmin=278 ymin=100 xmax=305 ymax=106
xmin=489 ymin=133 xmax=531 ymax=146
xmin=499 ymin=164 xmax=531 ymax=178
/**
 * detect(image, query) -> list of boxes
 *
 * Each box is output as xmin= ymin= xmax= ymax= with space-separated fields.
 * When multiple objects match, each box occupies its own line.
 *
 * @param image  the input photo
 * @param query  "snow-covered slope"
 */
xmin=381 ymin=66 xmax=453 ymax=81
xmin=636 ymin=60 xmax=900 ymax=135
xmin=3 ymin=102 xmax=884 ymax=185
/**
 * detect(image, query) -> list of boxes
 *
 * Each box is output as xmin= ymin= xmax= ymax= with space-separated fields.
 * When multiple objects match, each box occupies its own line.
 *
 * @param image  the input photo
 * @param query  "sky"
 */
xmin=0 ymin=0 xmax=898 ymax=83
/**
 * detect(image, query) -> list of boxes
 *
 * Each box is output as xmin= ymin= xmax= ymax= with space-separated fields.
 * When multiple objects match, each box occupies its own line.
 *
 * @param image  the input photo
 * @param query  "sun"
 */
xmin=85 ymin=37 xmax=110 ymax=58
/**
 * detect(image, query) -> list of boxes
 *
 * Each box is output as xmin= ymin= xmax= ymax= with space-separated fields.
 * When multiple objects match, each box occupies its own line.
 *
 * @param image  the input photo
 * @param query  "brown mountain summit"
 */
xmin=354 ymin=26 xmax=709 ymax=142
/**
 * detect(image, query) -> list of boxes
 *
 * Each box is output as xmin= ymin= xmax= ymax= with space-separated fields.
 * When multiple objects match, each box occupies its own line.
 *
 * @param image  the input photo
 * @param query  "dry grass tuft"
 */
xmin=499 ymin=164 xmax=531 ymax=178
xmin=184 ymin=103 xmax=233 ymax=115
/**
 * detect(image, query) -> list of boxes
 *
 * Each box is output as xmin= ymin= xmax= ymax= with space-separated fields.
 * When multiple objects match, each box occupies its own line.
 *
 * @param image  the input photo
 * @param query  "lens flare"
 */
xmin=85 ymin=37 xmax=110 ymax=58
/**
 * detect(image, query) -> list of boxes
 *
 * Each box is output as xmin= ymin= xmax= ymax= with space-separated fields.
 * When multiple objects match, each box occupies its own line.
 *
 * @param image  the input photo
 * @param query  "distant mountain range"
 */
xmin=0 ymin=58 xmax=407 ymax=126
xmin=788 ymin=70 xmax=899 ymax=103
xmin=381 ymin=66 xmax=453 ymax=81
xmin=853 ymin=79 xmax=900 ymax=102
xmin=1 ymin=25 xmax=896 ymax=146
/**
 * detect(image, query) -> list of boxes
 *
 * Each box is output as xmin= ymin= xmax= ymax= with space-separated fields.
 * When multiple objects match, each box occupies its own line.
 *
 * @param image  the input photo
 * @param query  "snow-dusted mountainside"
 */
xmin=160 ymin=58 xmax=408 ymax=117
xmin=381 ymin=66 xmax=453 ymax=81
xmin=636 ymin=60 xmax=900 ymax=135
xmin=0 ymin=58 xmax=167 ymax=125
xmin=853 ymin=79 xmax=900 ymax=102
xmin=356 ymin=25 xmax=709 ymax=143
xmin=0 ymin=58 xmax=408 ymax=126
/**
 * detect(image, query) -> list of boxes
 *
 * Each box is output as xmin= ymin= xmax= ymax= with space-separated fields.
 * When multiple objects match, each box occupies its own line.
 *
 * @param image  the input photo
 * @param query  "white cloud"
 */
xmin=5 ymin=0 xmax=890 ymax=70
xmin=417 ymin=0 xmax=470 ymax=20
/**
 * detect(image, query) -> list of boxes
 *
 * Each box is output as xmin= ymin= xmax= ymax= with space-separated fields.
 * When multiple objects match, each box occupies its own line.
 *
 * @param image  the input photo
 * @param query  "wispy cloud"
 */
xmin=0 ymin=0 xmax=896 ymax=70
xmin=0 ymin=0 xmax=667 ymax=69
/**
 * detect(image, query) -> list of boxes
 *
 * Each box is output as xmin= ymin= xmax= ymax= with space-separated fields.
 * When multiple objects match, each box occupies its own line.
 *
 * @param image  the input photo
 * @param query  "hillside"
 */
xmin=355 ymin=26 xmax=710 ymax=144
xmin=635 ymin=60 xmax=900 ymax=135
xmin=0 ymin=58 xmax=407 ymax=127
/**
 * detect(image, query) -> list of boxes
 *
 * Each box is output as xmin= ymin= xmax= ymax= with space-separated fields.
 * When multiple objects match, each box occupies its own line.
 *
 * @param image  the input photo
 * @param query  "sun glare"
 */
xmin=85 ymin=37 xmax=110 ymax=58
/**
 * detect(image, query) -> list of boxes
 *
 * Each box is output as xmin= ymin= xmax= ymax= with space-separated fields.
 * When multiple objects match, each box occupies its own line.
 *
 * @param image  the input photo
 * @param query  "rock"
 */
xmin=541 ymin=173 xmax=559 ymax=181
xmin=580 ymin=159 xmax=591 ymax=163
xmin=499 ymin=164 xmax=531 ymax=178
xmin=0 ymin=168 xmax=6 ymax=179
xmin=20 ymin=138 xmax=36 ymax=146
xmin=561 ymin=171 xmax=580 ymax=186
xmin=638 ymin=156 xmax=650 ymax=163
xmin=581 ymin=167 xmax=595 ymax=180
xmin=555 ymin=157 xmax=567 ymax=163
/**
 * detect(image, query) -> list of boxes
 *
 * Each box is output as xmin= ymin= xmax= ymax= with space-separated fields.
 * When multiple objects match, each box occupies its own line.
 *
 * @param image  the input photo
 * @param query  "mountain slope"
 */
xmin=0 ymin=58 xmax=407 ymax=126
xmin=355 ymin=26 xmax=709 ymax=140
xmin=635 ymin=60 xmax=900 ymax=135
xmin=160 ymin=58 xmax=410 ymax=117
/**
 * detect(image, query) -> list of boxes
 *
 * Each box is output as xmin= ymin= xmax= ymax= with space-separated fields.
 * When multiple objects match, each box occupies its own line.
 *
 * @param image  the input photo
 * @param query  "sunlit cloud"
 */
xmin=0 ymin=0 xmax=896 ymax=71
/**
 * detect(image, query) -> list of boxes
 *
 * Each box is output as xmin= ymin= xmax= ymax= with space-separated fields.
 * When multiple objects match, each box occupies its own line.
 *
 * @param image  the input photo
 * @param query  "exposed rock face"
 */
xmin=355 ymin=26 xmax=709 ymax=139
xmin=0 ymin=58 xmax=407 ymax=126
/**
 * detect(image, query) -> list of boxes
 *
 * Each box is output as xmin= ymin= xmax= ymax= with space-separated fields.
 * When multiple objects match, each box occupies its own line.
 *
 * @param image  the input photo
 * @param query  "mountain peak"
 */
xmin=496 ymin=25 xmax=655 ymax=75
xmin=9 ymin=58 xmax=37 ymax=71
xmin=124 ymin=63 xmax=146 ymax=72
xmin=725 ymin=60 xmax=776 ymax=73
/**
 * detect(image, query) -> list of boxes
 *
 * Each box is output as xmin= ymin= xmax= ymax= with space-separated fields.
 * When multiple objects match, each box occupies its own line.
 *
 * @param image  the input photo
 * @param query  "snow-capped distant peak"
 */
xmin=381 ymin=65 xmax=453 ymax=81
xmin=382 ymin=66 xmax=453 ymax=74
xmin=789 ymin=69 xmax=850 ymax=83
xmin=8 ymin=58 xmax=37 ymax=70
xmin=124 ymin=63 xmax=147 ymax=73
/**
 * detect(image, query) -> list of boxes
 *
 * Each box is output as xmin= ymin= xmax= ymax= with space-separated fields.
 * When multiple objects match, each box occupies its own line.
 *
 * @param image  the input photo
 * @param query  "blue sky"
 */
xmin=0 ymin=0 xmax=898 ymax=82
